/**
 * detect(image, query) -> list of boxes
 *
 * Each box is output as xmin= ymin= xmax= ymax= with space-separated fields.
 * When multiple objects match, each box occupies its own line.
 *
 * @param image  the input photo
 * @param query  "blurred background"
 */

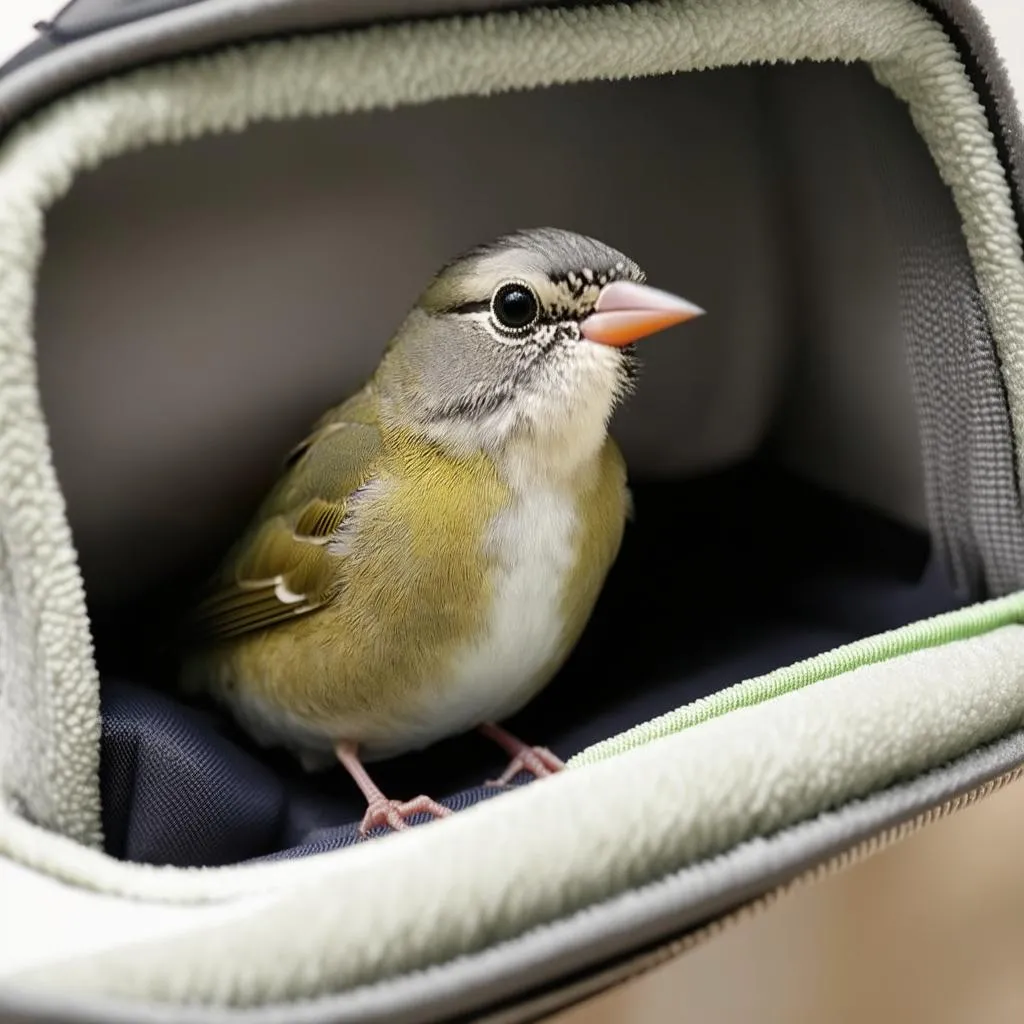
xmin=555 ymin=775 xmax=1024 ymax=1023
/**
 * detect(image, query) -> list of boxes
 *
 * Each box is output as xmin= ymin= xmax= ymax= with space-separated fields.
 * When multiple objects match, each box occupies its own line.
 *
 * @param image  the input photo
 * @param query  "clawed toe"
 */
xmin=487 ymin=745 xmax=565 ymax=788
xmin=359 ymin=795 xmax=451 ymax=836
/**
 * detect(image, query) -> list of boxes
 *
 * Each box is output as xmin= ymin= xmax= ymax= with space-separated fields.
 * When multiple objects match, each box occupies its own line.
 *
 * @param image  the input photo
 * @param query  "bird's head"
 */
xmin=377 ymin=228 xmax=704 ymax=457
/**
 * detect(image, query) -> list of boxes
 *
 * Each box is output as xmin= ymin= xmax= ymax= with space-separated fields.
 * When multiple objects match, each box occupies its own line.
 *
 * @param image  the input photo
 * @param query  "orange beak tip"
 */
xmin=580 ymin=281 xmax=705 ymax=347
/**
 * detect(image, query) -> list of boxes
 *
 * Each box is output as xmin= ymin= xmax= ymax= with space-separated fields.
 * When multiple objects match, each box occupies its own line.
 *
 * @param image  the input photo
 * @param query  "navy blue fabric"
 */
xmin=98 ymin=463 xmax=965 ymax=866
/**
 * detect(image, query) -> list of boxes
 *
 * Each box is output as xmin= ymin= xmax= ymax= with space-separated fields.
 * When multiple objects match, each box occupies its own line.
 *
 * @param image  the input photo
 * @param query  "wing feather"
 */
xmin=190 ymin=390 xmax=382 ymax=644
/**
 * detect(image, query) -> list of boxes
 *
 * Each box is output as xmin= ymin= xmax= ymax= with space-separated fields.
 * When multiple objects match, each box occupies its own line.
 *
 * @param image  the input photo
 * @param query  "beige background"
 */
xmin=554 ymin=776 xmax=1024 ymax=1024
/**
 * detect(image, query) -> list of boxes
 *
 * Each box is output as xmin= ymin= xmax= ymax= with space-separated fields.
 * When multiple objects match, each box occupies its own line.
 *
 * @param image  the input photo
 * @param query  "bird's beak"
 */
xmin=580 ymin=281 xmax=705 ymax=347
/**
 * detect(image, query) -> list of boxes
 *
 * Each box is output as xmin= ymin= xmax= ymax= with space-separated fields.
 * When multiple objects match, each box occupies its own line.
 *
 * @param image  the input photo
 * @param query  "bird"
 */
xmin=180 ymin=228 xmax=704 ymax=836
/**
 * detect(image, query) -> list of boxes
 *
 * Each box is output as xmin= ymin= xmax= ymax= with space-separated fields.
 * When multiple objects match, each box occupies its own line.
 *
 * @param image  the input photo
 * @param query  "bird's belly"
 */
xmin=212 ymin=475 xmax=615 ymax=769
xmin=359 ymin=484 xmax=579 ymax=760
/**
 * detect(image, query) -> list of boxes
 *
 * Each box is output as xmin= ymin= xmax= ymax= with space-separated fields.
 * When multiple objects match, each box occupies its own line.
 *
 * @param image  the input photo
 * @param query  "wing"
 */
xmin=190 ymin=389 xmax=382 ymax=644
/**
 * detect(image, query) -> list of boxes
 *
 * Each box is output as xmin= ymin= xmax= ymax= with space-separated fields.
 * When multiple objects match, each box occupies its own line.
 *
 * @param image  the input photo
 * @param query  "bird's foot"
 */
xmin=479 ymin=722 xmax=565 ymax=787
xmin=487 ymin=746 xmax=565 ymax=787
xmin=335 ymin=740 xmax=451 ymax=837
xmin=359 ymin=795 xmax=451 ymax=836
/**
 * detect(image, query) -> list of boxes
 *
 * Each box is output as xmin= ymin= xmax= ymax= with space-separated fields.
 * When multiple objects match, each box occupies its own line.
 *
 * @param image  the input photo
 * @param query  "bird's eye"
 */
xmin=491 ymin=282 xmax=539 ymax=332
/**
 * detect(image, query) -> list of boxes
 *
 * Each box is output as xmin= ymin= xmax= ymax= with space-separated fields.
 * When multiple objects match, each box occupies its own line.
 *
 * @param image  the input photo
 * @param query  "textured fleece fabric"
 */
xmin=0 ymin=0 xmax=1022 ymax=852
xmin=0 ymin=0 xmax=1023 ymax=1010
xmin=2 ymin=726 xmax=1022 ymax=1024
xmin=5 ymin=623 xmax=1024 ymax=1003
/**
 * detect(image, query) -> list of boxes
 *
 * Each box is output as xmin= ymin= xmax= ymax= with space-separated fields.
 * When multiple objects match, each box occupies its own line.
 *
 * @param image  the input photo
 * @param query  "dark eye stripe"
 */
xmin=445 ymin=299 xmax=560 ymax=323
xmin=444 ymin=300 xmax=491 ymax=316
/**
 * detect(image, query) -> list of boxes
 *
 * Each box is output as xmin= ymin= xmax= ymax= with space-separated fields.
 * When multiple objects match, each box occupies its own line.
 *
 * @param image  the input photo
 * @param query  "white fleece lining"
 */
xmin=7 ymin=625 xmax=1024 ymax=998
xmin=0 ymin=0 xmax=1023 ymax=1003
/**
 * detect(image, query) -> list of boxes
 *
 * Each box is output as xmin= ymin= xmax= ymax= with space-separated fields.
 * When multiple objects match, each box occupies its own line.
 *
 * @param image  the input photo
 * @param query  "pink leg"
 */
xmin=479 ymin=722 xmax=565 ymax=787
xmin=335 ymin=740 xmax=451 ymax=836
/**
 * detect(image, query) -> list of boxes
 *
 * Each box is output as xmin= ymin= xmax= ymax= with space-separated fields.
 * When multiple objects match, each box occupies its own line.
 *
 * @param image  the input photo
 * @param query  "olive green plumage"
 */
xmin=180 ymin=228 xmax=702 ymax=774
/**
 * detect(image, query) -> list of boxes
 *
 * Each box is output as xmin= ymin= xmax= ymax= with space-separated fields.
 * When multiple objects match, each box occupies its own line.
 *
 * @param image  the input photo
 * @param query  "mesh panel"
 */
xmin=768 ymin=62 xmax=1024 ymax=599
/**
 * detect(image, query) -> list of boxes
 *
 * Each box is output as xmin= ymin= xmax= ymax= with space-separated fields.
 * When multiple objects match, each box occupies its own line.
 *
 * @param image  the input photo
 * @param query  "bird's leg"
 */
xmin=479 ymin=722 xmax=565 ymax=787
xmin=334 ymin=740 xmax=451 ymax=836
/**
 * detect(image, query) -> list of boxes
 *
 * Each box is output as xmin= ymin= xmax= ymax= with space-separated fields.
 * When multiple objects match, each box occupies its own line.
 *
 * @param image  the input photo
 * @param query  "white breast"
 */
xmin=358 ymin=475 xmax=579 ymax=760
xmin=453 ymin=482 xmax=578 ymax=716
xmin=364 ymin=392 xmax=613 ymax=759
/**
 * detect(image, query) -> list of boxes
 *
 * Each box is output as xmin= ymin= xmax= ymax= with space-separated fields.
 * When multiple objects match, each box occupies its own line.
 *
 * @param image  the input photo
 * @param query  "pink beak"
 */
xmin=580 ymin=280 xmax=705 ymax=347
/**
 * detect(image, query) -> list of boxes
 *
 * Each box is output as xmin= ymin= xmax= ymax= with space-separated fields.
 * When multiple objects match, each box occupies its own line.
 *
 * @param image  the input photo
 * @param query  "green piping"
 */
xmin=569 ymin=590 xmax=1024 ymax=768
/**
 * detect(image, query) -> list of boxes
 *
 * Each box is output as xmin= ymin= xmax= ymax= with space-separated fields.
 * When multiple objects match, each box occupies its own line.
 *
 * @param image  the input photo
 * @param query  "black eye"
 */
xmin=492 ymin=282 xmax=539 ymax=331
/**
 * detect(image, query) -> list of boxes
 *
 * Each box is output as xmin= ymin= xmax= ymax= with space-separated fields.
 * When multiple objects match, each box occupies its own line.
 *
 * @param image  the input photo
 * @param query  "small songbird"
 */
xmin=181 ymin=228 xmax=703 ymax=834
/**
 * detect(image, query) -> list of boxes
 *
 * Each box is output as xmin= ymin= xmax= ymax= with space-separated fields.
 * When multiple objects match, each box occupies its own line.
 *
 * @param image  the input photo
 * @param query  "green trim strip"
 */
xmin=568 ymin=591 xmax=1024 ymax=768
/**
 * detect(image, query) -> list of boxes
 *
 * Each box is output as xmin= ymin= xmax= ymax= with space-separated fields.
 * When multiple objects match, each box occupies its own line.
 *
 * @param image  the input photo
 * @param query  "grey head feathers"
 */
xmin=423 ymin=228 xmax=645 ymax=314
xmin=376 ymin=228 xmax=644 ymax=455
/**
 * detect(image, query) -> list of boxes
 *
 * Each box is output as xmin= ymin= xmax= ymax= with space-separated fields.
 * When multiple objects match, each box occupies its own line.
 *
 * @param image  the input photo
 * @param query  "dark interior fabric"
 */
xmin=98 ymin=460 xmax=964 ymax=867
